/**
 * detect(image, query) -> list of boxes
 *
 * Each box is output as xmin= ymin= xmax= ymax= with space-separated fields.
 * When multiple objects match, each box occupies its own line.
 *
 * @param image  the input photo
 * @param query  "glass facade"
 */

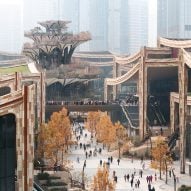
xmin=0 ymin=114 xmax=16 ymax=191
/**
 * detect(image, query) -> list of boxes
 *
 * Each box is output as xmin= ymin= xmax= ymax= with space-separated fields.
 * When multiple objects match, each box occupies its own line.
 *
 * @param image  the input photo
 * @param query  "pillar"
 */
xmin=113 ymin=62 xmax=120 ymax=100
xmin=104 ymin=80 xmax=108 ymax=102
xmin=139 ymin=47 xmax=147 ymax=140
xmin=179 ymin=50 xmax=188 ymax=174
xmin=170 ymin=94 xmax=176 ymax=133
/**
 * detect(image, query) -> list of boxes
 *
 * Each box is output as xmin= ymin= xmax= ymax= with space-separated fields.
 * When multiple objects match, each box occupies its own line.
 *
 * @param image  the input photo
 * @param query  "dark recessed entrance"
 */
xmin=0 ymin=114 xmax=16 ymax=191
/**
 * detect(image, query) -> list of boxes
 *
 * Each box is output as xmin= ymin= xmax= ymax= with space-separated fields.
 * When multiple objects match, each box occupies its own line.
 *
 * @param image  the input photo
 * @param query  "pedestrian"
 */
xmin=152 ymin=186 xmax=155 ymax=191
xmin=113 ymin=170 xmax=116 ymax=178
xmin=148 ymin=183 xmax=151 ymax=191
xmin=155 ymin=173 xmax=157 ymax=181
xmin=77 ymin=156 xmax=80 ymax=163
xmin=142 ymin=162 xmax=145 ymax=170
xmin=139 ymin=170 xmax=143 ymax=178
xmin=85 ymin=151 xmax=88 ymax=159
xmin=84 ymin=160 xmax=86 ymax=168
xmin=100 ymin=159 xmax=102 ymax=166
xmin=114 ymin=176 xmax=118 ymax=183
xmin=160 ymin=127 xmax=163 ymax=136
xmin=137 ymin=179 xmax=140 ymax=188
xmin=54 ymin=162 xmax=57 ymax=173
xmin=110 ymin=156 xmax=113 ymax=163
xmin=130 ymin=178 xmax=134 ymax=187
xmin=127 ymin=174 xmax=130 ymax=181
xmin=108 ymin=157 xmax=110 ymax=162
xmin=124 ymin=174 xmax=127 ymax=182
xmin=169 ymin=169 xmax=171 ymax=177
xmin=150 ymin=175 xmax=153 ymax=183
xmin=146 ymin=176 xmax=149 ymax=183
xmin=117 ymin=158 xmax=120 ymax=165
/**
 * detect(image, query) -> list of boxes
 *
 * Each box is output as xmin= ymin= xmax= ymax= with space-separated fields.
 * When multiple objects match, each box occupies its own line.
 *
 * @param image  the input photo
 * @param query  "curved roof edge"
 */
xmin=159 ymin=37 xmax=191 ymax=48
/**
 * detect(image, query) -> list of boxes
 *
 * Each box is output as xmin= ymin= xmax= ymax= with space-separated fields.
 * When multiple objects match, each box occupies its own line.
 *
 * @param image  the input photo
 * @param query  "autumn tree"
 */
xmin=151 ymin=136 xmax=173 ymax=181
xmin=37 ymin=107 xmax=72 ymax=165
xmin=92 ymin=163 xmax=115 ymax=191
xmin=86 ymin=111 xmax=101 ymax=137
xmin=96 ymin=113 xmax=114 ymax=150
xmin=114 ymin=122 xmax=128 ymax=159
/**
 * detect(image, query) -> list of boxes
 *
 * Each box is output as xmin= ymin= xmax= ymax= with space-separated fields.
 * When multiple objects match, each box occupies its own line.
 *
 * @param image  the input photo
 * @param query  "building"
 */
xmin=157 ymin=0 xmax=191 ymax=38
xmin=0 ymin=52 xmax=45 ymax=190
xmin=0 ymin=0 xmax=23 ymax=53
xmin=104 ymin=37 xmax=191 ymax=175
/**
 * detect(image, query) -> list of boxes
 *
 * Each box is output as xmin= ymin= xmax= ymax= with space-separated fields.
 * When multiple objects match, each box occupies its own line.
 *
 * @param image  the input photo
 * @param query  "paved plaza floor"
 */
xmin=66 ymin=123 xmax=191 ymax=191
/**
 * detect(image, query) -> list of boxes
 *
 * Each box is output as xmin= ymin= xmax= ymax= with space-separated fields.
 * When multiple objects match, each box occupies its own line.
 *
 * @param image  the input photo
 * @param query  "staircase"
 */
xmin=168 ymin=128 xmax=179 ymax=151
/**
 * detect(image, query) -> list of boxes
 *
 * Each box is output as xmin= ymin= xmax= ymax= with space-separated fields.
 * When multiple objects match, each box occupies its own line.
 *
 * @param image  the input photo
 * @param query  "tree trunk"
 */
xmin=165 ymin=160 xmax=168 ymax=184
xmin=61 ymin=148 xmax=64 ymax=165
xmin=119 ymin=145 xmax=121 ymax=159
xmin=160 ymin=160 xmax=162 ymax=179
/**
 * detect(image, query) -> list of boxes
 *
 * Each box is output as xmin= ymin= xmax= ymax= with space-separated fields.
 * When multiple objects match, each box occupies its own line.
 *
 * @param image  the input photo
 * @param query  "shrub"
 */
xmin=37 ymin=172 xmax=49 ymax=180
xmin=45 ymin=182 xmax=67 ymax=186
xmin=49 ymin=176 xmax=61 ymax=180
xmin=178 ymin=185 xmax=191 ymax=191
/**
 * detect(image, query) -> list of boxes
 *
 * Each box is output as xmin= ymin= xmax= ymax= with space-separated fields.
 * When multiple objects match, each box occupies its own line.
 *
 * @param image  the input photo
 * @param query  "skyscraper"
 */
xmin=127 ymin=0 xmax=148 ymax=54
xmin=157 ymin=0 xmax=191 ymax=38
xmin=0 ymin=0 xmax=23 ymax=53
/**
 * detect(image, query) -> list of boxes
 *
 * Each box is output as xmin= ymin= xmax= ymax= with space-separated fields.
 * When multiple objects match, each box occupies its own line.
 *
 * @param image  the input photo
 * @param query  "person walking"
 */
xmin=127 ymin=174 xmax=130 ymax=182
xmin=139 ymin=170 xmax=143 ymax=178
xmin=130 ymin=178 xmax=134 ymax=187
xmin=124 ymin=174 xmax=127 ymax=182
xmin=137 ymin=179 xmax=140 ymax=188
xmin=117 ymin=158 xmax=120 ymax=165
xmin=100 ymin=159 xmax=102 ymax=166
xmin=110 ymin=156 xmax=113 ymax=163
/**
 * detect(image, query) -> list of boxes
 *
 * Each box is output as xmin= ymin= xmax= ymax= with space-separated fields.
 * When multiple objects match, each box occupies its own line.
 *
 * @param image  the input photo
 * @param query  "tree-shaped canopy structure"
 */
xmin=23 ymin=20 xmax=91 ymax=70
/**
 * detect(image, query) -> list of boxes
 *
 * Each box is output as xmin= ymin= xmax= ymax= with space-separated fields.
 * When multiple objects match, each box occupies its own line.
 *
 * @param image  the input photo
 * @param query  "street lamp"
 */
xmin=82 ymin=160 xmax=86 ymax=190
xmin=172 ymin=168 xmax=176 ymax=191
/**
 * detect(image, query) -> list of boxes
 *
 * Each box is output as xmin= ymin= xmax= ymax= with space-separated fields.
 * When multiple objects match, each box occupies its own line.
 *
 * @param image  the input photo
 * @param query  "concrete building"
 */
xmin=0 ymin=53 xmax=45 ymax=190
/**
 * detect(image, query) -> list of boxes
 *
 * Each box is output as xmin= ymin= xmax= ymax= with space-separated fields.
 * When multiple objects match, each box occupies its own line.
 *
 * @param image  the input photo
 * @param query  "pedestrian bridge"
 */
xmin=45 ymin=102 xmax=122 ymax=121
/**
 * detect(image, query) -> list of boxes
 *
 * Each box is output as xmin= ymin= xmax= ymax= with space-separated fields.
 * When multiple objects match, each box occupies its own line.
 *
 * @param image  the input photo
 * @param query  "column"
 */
xmin=113 ymin=62 xmax=120 ymax=100
xmin=179 ymin=50 xmax=188 ymax=174
xmin=139 ymin=47 xmax=147 ymax=140
xmin=104 ymin=80 xmax=108 ymax=102
xmin=170 ymin=93 xmax=176 ymax=133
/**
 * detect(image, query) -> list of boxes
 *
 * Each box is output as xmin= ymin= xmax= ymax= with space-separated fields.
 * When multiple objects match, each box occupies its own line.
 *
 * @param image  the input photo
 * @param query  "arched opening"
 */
xmin=0 ymin=113 xmax=16 ymax=191
xmin=0 ymin=86 xmax=11 ymax=96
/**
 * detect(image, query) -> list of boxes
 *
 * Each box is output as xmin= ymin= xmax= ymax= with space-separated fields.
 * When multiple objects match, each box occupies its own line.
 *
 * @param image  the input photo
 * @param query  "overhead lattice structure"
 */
xmin=23 ymin=20 xmax=91 ymax=70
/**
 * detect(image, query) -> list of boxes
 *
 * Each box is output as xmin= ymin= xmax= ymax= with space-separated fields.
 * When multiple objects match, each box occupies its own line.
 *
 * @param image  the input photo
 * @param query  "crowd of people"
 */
xmin=71 ymin=122 xmax=159 ymax=191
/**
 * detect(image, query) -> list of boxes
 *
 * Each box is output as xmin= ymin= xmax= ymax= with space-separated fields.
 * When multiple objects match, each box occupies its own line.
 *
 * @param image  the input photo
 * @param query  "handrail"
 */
xmin=33 ymin=181 xmax=45 ymax=191
xmin=159 ymin=37 xmax=191 ymax=48
xmin=105 ymin=62 xmax=140 ymax=86
xmin=114 ymin=51 xmax=141 ymax=65
xmin=121 ymin=104 xmax=138 ymax=130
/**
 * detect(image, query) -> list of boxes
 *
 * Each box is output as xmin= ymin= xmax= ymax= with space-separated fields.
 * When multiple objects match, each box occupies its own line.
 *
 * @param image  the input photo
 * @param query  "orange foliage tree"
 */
xmin=92 ymin=163 xmax=115 ymax=191
xmin=114 ymin=122 xmax=128 ymax=159
xmin=151 ymin=136 xmax=172 ymax=181
xmin=96 ymin=113 xmax=114 ymax=150
xmin=37 ymin=107 xmax=72 ymax=165
xmin=86 ymin=111 xmax=101 ymax=137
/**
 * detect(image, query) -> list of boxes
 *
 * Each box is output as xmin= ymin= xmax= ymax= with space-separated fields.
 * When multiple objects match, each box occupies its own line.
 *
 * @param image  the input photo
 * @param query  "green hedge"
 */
xmin=45 ymin=182 xmax=67 ymax=186
xmin=178 ymin=185 xmax=191 ymax=191
xmin=37 ymin=172 xmax=50 ymax=180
